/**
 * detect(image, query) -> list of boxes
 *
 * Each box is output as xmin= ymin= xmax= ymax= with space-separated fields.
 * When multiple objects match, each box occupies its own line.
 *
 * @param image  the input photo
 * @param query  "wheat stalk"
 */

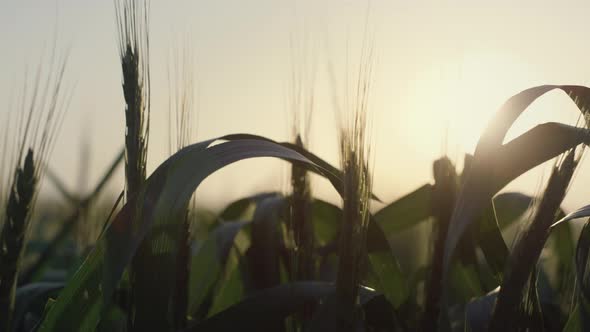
xmin=115 ymin=0 xmax=150 ymax=330
xmin=332 ymin=31 xmax=374 ymax=332
xmin=286 ymin=29 xmax=317 ymax=281
xmin=421 ymin=157 xmax=458 ymax=332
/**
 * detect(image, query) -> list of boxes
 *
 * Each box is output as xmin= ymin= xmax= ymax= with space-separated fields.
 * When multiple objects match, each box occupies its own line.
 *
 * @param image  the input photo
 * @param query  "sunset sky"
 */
xmin=1 ymin=0 xmax=590 ymax=212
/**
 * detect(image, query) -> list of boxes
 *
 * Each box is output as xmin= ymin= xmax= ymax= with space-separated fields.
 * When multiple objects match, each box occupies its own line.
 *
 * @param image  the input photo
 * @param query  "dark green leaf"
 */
xmin=476 ymin=204 xmax=509 ymax=283
xmin=186 ymin=282 xmax=377 ymax=332
xmin=576 ymin=220 xmax=590 ymax=302
xmin=207 ymin=239 xmax=248 ymax=317
xmin=247 ymin=195 xmax=287 ymax=291
xmin=96 ymin=305 xmax=126 ymax=332
xmin=449 ymin=261 xmax=484 ymax=303
xmin=493 ymin=192 xmax=533 ymax=229
xmin=374 ymin=184 xmax=432 ymax=234
xmin=564 ymin=218 xmax=590 ymax=331
xmin=366 ymin=251 xmax=407 ymax=308
xmin=465 ymin=287 xmax=498 ymax=332
xmin=563 ymin=297 xmax=590 ymax=332
xmin=548 ymin=218 xmax=575 ymax=295
xmin=365 ymin=216 xmax=409 ymax=309
xmin=311 ymin=199 xmax=341 ymax=247
xmin=188 ymin=221 xmax=248 ymax=315
xmin=12 ymin=282 xmax=63 ymax=332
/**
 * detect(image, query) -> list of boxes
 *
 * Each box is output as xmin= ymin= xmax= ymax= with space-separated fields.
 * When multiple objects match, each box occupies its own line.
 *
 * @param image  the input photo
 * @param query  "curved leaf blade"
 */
xmin=38 ymin=136 xmax=343 ymax=331
xmin=552 ymin=204 xmax=590 ymax=228
xmin=444 ymin=83 xmax=590 ymax=278
xmin=446 ymin=123 xmax=589 ymax=273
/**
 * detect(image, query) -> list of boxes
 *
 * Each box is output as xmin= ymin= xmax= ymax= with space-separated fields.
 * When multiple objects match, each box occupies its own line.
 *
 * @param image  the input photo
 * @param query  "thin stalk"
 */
xmin=286 ymin=28 xmax=317 ymax=331
xmin=421 ymin=157 xmax=457 ymax=332
xmin=289 ymin=136 xmax=314 ymax=325
xmin=290 ymin=137 xmax=313 ymax=277
xmin=167 ymin=40 xmax=196 ymax=329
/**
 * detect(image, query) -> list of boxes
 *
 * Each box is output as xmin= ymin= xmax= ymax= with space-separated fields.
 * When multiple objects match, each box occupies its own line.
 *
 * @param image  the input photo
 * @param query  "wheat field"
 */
xmin=2 ymin=1 xmax=590 ymax=332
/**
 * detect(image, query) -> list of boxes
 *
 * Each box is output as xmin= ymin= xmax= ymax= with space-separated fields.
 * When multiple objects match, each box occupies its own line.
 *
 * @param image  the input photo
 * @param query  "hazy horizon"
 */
xmin=2 ymin=0 xmax=590 ymax=212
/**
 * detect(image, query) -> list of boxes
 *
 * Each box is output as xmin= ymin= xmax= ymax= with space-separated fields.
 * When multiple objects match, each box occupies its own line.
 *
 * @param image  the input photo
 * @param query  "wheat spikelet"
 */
xmin=115 ymin=0 xmax=150 ymax=201
xmin=115 ymin=0 xmax=151 ymax=330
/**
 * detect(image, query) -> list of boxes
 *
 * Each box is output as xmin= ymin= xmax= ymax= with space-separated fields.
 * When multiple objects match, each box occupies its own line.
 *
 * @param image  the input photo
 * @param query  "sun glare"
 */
xmin=403 ymin=51 xmax=560 ymax=165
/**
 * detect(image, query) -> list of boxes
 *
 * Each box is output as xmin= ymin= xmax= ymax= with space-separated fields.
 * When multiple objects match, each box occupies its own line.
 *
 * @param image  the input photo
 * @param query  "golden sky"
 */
xmin=1 ymin=0 xmax=590 ymax=212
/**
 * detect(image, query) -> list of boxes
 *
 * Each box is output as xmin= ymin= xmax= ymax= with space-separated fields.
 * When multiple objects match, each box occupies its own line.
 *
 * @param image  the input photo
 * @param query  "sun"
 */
xmin=401 ymin=50 xmax=555 ymax=164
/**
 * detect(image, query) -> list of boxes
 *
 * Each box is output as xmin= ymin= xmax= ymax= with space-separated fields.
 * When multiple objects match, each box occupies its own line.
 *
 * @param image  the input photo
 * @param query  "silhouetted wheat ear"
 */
xmin=122 ymin=43 xmax=148 ymax=199
xmin=116 ymin=0 xmax=150 ymax=201
xmin=324 ymin=27 xmax=374 ymax=331
xmin=0 ymin=42 xmax=69 ymax=331
xmin=0 ymin=149 xmax=36 ymax=332
xmin=333 ymin=37 xmax=374 ymax=331
xmin=334 ymin=144 xmax=372 ymax=331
